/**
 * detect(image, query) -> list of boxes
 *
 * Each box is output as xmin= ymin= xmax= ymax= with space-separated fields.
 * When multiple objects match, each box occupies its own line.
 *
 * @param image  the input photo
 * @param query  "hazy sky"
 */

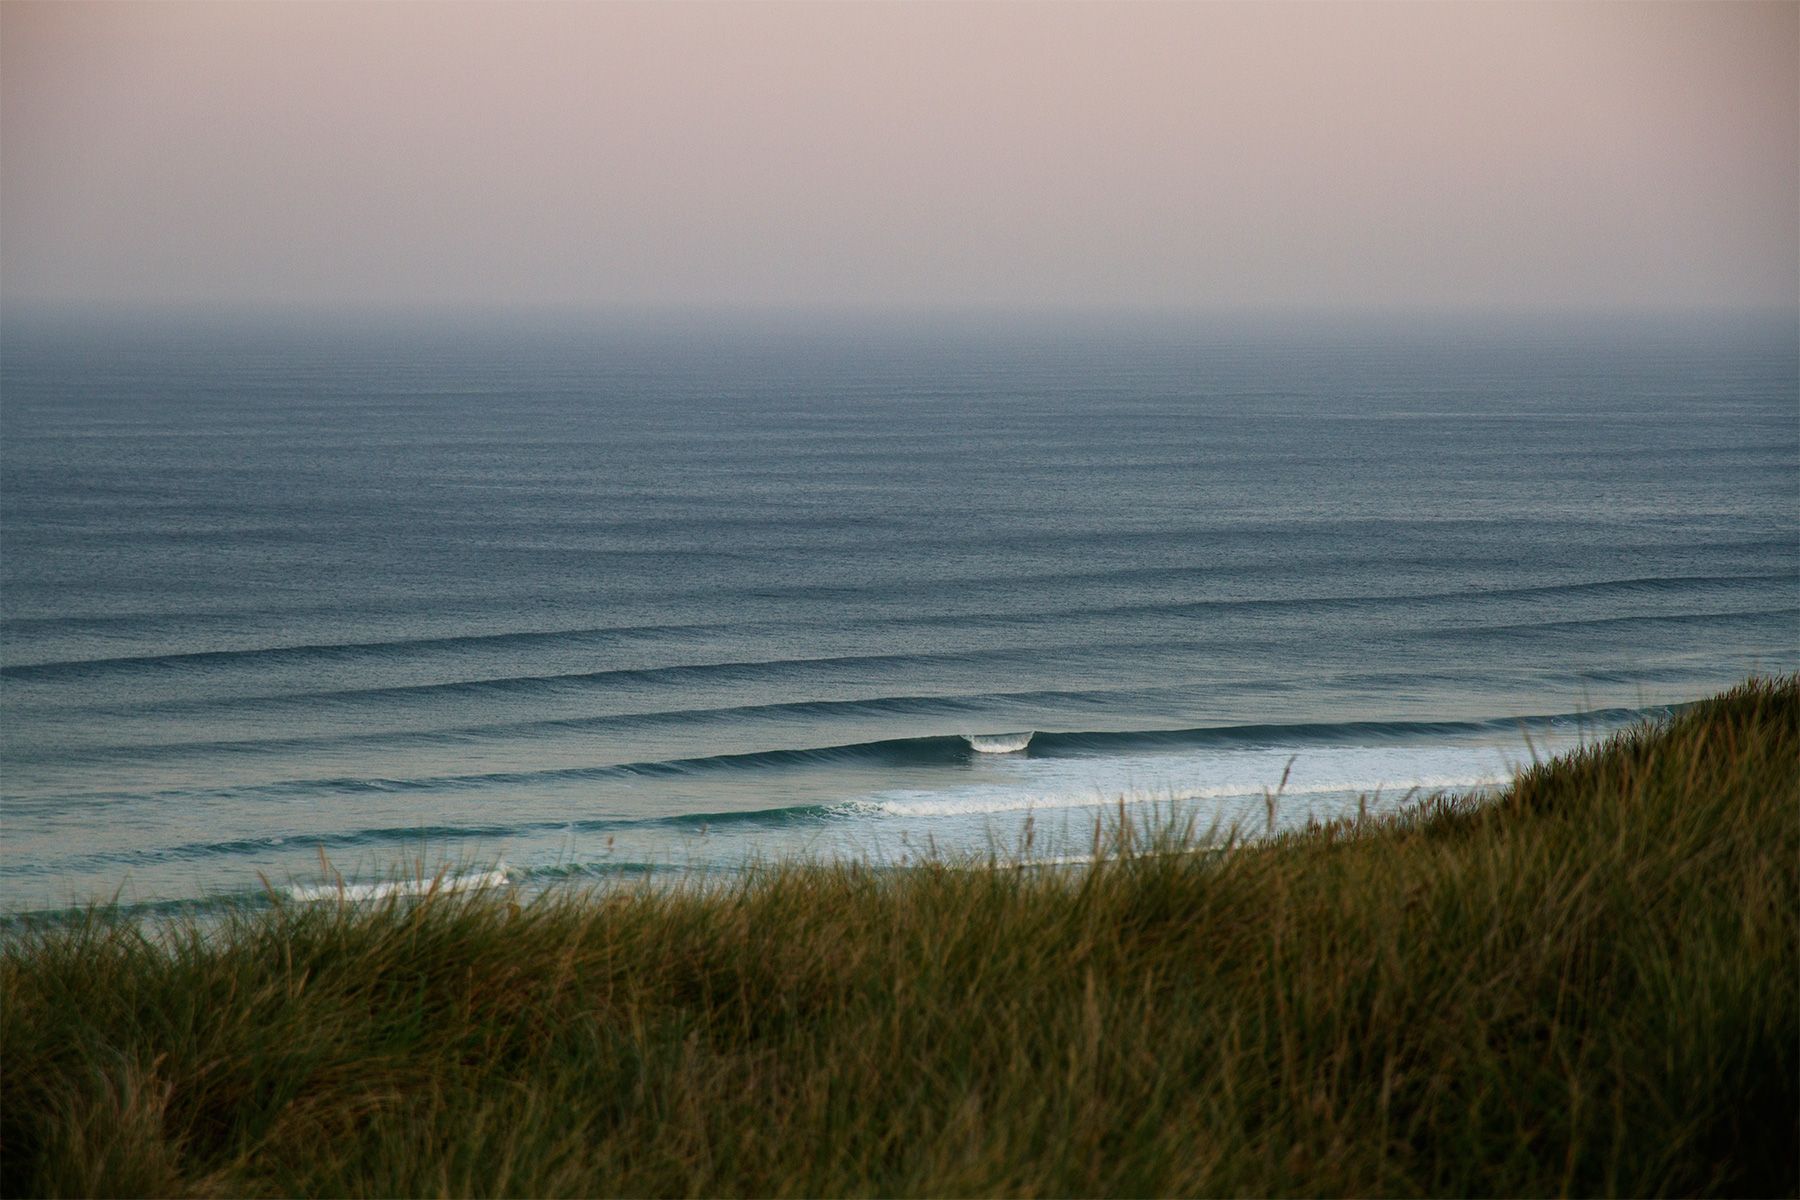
xmin=3 ymin=1 xmax=1795 ymax=314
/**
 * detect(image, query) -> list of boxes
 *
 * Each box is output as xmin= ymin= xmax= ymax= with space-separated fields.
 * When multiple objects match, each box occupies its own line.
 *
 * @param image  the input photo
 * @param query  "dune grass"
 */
xmin=3 ymin=676 xmax=1796 ymax=1197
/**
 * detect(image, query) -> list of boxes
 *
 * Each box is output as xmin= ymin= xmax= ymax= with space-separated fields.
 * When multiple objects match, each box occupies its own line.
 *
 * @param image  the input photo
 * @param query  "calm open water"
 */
xmin=2 ymin=312 xmax=1795 ymax=913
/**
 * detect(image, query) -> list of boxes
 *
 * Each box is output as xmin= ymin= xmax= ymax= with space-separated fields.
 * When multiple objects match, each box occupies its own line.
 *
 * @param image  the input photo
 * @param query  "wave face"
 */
xmin=2 ymin=312 xmax=1796 ymax=914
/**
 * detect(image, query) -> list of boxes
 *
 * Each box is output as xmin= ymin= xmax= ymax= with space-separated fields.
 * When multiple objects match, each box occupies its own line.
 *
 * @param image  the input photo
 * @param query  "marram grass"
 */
xmin=3 ymin=677 xmax=1795 ymax=1198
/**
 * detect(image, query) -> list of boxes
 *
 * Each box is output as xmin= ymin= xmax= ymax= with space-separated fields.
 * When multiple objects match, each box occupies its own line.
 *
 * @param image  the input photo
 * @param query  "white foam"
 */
xmin=965 ymin=732 xmax=1034 ymax=753
xmin=857 ymin=773 xmax=1502 ymax=818
xmin=951 ymin=846 xmax=1233 ymax=871
xmin=839 ymin=735 xmax=1565 ymax=825
xmin=287 ymin=864 xmax=512 ymax=903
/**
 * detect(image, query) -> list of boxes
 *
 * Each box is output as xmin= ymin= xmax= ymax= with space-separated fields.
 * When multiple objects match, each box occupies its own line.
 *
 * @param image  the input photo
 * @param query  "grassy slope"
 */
xmin=3 ymin=677 xmax=1795 ymax=1198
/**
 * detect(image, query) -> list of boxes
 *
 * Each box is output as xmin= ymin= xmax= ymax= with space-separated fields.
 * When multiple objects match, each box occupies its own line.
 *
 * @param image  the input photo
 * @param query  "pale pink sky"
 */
xmin=3 ymin=1 xmax=1795 ymax=312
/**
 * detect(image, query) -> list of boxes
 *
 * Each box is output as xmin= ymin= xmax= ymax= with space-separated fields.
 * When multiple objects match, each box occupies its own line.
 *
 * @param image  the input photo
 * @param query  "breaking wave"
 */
xmin=965 ymin=732 xmax=1034 ymax=753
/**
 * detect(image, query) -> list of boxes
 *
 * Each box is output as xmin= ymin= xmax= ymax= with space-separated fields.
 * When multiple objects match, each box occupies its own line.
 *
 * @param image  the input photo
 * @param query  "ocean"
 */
xmin=2 ymin=311 xmax=1794 ymax=915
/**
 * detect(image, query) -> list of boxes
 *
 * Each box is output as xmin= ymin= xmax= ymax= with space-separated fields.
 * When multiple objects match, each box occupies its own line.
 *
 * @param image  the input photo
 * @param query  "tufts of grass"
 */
xmin=3 ymin=676 xmax=1795 ymax=1197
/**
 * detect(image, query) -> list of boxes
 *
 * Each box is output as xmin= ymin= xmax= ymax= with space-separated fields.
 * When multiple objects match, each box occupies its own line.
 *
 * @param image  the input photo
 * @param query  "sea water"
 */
xmin=2 ymin=311 xmax=1794 ymax=914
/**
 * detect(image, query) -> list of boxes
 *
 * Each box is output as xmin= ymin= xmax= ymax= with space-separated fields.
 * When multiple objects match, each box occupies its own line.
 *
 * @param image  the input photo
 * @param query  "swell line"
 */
xmin=13 ymin=704 xmax=1668 ymax=808
xmin=49 ymin=802 xmax=843 ymax=874
xmin=17 ymin=605 xmax=1791 ymax=722
xmin=5 ymin=570 xmax=1788 ymax=678
xmin=6 ymin=543 xmax=1791 ymax=646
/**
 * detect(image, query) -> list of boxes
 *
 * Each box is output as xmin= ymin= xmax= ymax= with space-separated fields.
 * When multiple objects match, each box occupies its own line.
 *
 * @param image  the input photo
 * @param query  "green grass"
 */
xmin=4 ymin=676 xmax=1796 ymax=1197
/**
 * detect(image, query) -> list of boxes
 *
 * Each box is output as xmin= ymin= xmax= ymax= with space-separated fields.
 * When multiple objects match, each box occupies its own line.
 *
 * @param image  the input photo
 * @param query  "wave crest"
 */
xmin=965 ymin=732 xmax=1033 ymax=753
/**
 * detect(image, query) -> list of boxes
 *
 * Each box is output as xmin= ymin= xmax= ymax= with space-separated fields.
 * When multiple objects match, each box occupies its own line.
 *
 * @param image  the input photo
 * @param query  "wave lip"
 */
xmin=965 ymin=732 xmax=1034 ymax=754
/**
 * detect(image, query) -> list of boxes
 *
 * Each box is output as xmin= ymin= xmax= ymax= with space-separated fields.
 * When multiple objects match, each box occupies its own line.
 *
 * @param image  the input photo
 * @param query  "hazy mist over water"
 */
xmin=4 ymin=2 xmax=1796 ymax=314
xmin=2 ymin=312 xmax=1794 ymax=911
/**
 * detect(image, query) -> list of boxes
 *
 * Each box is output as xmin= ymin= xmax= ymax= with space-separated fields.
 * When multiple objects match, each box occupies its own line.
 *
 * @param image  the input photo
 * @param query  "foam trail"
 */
xmin=858 ymin=773 xmax=1504 ymax=818
xmin=286 ymin=865 xmax=512 ymax=903
xmin=940 ymin=847 xmax=1231 ymax=872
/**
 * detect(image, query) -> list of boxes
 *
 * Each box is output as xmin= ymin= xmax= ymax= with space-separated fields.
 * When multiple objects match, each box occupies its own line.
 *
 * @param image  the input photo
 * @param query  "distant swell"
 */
xmin=4 ymin=571 xmax=1790 ymax=678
